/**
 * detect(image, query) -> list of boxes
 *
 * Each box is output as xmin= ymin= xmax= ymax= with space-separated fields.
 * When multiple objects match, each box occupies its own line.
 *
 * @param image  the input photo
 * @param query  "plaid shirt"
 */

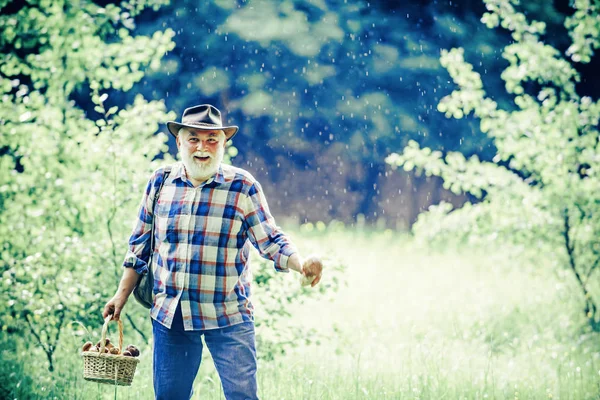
xmin=123 ymin=162 xmax=297 ymax=330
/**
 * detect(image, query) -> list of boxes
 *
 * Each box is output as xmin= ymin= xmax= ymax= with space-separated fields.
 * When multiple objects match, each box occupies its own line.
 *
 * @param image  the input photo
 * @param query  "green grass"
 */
xmin=2 ymin=227 xmax=600 ymax=399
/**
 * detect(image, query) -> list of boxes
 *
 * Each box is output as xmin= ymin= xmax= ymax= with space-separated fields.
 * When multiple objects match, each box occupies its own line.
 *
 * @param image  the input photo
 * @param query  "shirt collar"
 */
xmin=173 ymin=162 xmax=225 ymax=187
xmin=212 ymin=166 xmax=225 ymax=185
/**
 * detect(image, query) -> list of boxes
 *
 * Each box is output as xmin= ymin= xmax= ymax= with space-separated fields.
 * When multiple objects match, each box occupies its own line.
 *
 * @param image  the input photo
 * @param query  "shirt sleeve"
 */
xmin=243 ymin=181 xmax=298 ymax=272
xmin=122 ymin=169 xmax=162 ymax=274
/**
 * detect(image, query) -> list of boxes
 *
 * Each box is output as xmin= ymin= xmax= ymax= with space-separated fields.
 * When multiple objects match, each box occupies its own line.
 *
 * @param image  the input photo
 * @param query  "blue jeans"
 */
xmin=152 ymin=304 xmax=258 ymax=400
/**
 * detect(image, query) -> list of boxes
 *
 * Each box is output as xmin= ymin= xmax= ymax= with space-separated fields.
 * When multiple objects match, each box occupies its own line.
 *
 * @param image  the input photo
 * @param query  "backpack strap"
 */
xmin=149 ymin=166 xmax=172 ymax=256
xmin=152 ymin=166 xmax=172 ymax=209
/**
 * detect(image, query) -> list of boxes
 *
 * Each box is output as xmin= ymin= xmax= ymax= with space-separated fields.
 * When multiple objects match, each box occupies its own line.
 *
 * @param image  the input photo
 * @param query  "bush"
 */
xmin=387 ymin=0 xmax=600 ymax=330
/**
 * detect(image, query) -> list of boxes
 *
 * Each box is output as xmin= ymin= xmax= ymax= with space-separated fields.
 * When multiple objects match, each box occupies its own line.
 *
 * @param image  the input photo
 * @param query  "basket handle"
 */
xmin=99 ymin=315 xmax=124 ymax=354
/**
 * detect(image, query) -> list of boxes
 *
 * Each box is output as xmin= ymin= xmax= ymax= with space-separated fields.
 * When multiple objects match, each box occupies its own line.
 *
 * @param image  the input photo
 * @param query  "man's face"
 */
xmin=177 ymin=128 xmax=226 ymax=182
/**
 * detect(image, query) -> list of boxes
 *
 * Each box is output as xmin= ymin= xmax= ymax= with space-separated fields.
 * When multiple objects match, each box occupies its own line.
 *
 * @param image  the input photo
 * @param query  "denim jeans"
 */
xmin=152 ymin=304 xmax=258 ymax=400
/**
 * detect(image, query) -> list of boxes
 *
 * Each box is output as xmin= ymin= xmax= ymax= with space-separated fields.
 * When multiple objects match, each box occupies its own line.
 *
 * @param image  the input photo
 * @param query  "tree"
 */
xmin=0 ymin=0 xmax=176 ymax=371
xmin=387 ymin=0 xmax=600 ymax=330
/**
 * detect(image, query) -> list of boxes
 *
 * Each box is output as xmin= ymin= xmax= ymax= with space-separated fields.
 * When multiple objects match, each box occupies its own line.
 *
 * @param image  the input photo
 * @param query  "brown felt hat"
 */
xmin=166 ymin=104 xmax=239 ymax=141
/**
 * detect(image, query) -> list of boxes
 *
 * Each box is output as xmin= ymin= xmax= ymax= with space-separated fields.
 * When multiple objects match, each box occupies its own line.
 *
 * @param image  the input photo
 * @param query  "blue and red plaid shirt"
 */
xmin=123 ymin=162 xmax=297 ymax=330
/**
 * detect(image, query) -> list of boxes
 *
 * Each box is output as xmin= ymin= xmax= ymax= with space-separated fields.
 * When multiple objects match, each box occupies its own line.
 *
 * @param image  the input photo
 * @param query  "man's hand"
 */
xmin=301 ymin=256 xmax=323 ymax=287
xmin=103 ymin=267 xmax=139 ymax=320
xmin=102 ymin=295 xmax=128 ymax=321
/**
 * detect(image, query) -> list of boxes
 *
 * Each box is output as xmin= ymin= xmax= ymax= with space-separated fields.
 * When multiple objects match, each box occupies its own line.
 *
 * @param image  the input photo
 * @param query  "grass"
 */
xmin=2 ymin=227 xmax=600 ymax=399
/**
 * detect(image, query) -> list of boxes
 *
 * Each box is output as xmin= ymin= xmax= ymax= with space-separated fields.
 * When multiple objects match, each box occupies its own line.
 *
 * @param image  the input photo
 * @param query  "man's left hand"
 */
xmin=301 ymin=256 xmax=323 ymax=287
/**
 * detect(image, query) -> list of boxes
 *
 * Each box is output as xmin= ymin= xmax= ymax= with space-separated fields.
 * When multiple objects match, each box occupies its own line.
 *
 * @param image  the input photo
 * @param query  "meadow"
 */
xmin=2 ymin=226 xmax=599 ymax=399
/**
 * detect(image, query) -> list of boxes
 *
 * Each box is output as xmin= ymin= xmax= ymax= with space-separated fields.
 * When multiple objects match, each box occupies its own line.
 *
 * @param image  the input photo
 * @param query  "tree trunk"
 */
xmin=563 ymin=212 xmax=600 ymax=331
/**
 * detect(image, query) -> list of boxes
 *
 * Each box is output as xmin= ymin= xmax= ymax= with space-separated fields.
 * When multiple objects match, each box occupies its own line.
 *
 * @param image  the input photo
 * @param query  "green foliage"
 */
xmin=565 ymin=0 xmax=600 ymax=63
xmin=0 ymin=0 xmax=176 ymax=371
xmin=387 ymin=0 xmax=600 ymax=330
xmin=251 ymin=250 xmax=345 ymax=361
xmin=1 ymin=230 xmax=599 ymax=398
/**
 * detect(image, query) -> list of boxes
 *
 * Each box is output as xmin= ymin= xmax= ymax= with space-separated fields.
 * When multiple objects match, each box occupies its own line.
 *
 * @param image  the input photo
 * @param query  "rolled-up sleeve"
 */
xmin=243 ymin=181 xmax=297 ymax=272
xmin=122 ymin=170 xmax=160 ymax=274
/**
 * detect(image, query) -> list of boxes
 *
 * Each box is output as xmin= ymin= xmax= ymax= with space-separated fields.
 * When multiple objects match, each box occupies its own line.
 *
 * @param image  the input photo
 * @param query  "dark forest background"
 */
xmin=86 ymin=0 xmax=598 ymax=228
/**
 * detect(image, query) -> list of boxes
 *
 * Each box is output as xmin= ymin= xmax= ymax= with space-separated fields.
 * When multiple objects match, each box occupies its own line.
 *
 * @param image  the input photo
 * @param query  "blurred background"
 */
xmin=64 ymin=0 xmax=593 ymax=228
xmin=129 ymin=0 xmax=599 ymax=228
xmin=1 ymin=0 xmax=600 ymax=398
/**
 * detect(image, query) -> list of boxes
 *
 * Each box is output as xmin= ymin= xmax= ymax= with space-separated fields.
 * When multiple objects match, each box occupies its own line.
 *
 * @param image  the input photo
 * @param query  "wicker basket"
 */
xmin=81 ymin=316 xmax=140 ymax=386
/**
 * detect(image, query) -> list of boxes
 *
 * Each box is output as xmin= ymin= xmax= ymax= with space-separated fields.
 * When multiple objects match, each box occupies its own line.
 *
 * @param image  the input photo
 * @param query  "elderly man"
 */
xmin=103 ymin=104 xmax=323 ymax=400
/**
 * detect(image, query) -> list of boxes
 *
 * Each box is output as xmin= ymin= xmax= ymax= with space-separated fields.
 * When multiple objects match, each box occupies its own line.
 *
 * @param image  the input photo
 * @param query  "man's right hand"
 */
xmin=103 ymin=295 xmax=128 ymax=321
xmin=103 ymin=267 xmax=140 ymax=320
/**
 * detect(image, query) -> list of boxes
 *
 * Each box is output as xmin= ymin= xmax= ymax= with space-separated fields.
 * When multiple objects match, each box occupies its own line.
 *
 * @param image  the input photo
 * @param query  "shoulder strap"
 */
xmin=149 ymin=166 xmax=172 ymax=258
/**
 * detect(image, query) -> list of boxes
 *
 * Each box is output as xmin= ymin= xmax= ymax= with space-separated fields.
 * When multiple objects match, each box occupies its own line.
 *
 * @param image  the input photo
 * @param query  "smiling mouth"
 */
xmin=194 ymin=156 xmax=211 ymax=162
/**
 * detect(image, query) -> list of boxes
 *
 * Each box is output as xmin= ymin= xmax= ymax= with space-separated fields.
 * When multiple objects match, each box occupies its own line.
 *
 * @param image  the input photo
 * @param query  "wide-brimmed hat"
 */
xmin=167 ymin=104 xmax=239 ymax=141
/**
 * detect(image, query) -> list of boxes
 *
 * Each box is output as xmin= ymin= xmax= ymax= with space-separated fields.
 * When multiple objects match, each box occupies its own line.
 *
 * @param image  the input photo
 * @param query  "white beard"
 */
xmin=181 ymin=145 xmax=224 ymax=182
